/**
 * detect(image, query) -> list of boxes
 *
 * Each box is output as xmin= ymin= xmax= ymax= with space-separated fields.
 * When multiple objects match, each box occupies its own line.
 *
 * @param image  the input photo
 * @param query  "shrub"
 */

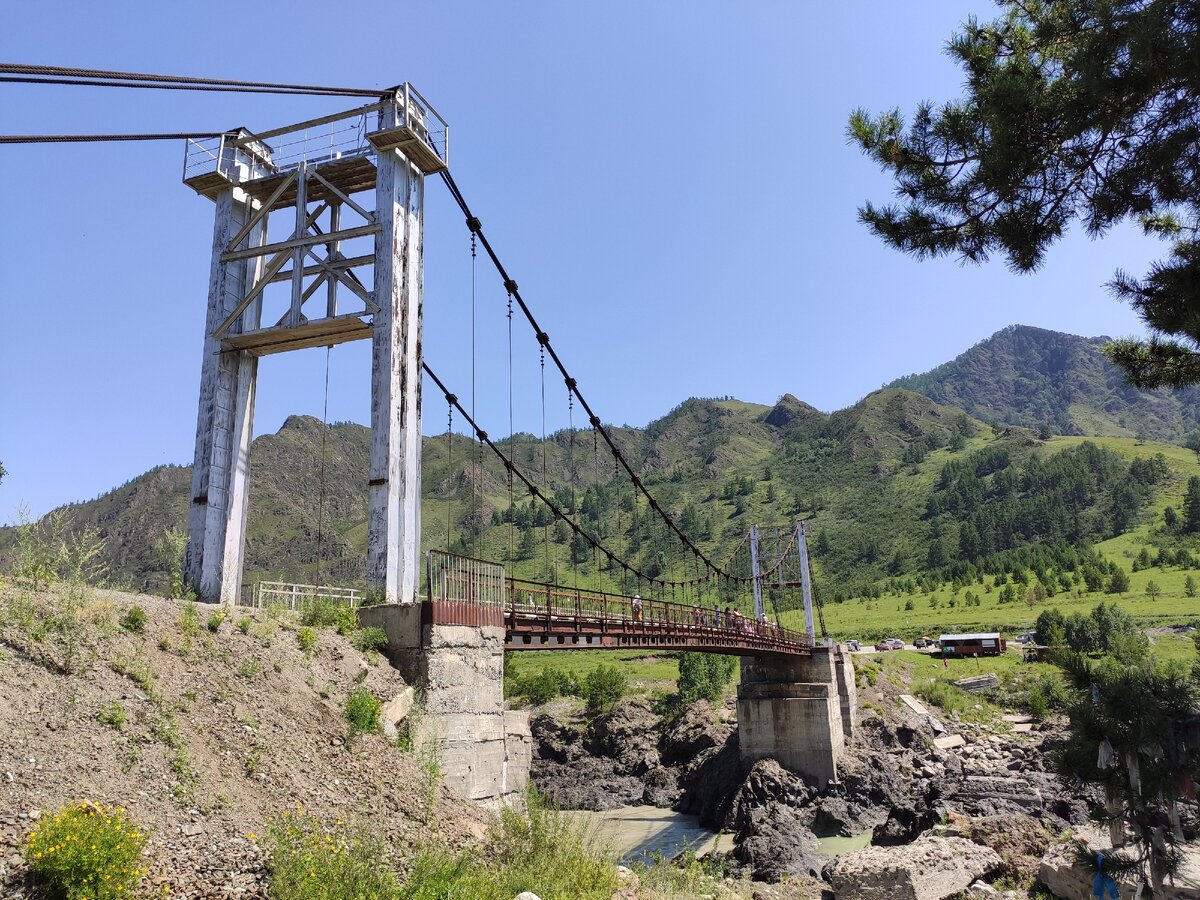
xmin=1026 ymin=684 xmax=1049 ymax=720
xmin=299 ymin=595 xmax=342 ymax=628
xmin=119 ymin=605 xmax=147 ymax=633
xmin=580 ymin=664 xmax=627 ymax=715
xmin=297 ymin=626 xmax=317 ymax=654
xmin=237 ymin=658 xmax=263 ymax=679
xmin=518 ymin=668 xmax=570 ymax=705
xmin=236 ymin=617 xmax=251 ymax=635
xmin=352 ymin=626 xmax=388 ymax=654
xmin=155 ymin=527 xmax=188 ymax=599
xmin=178 ymin=601 xmax=200 ymax=636
xmin=206 ymin=611 xmax=226 ymax=633
xmin=97 ymin=703 xmax=127 ymax=731
xmin=334 ymin=607 xmax=359 ymax=635
xmin=345 ymin=688 xmax=381 ymax=737
xmin=677 ymin=652 xmax=737 ymax=703
xmin=25 ymin=801 xmax=147 ymax=900
xmin=264 ymin=810 xmax=402 ymax=900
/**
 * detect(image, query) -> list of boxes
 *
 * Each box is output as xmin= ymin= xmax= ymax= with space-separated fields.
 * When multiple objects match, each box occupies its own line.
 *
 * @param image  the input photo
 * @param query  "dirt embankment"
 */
xmin=0 ymin=585 xmax=488 ymax=897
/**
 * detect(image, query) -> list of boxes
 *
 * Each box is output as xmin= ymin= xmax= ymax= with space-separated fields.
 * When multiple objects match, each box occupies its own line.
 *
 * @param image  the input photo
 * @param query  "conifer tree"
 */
xmin=517 ymin=527 xmax=536 ymax=561
xmin=1186 ymin=476 xmax=1200 ymax=533
xmin=1053 ymin=651 xmax=1200 ymax=894
xmin=851 ymin=1 xmax=1200 ymax=387
xmin=1108 ymin=567 xmax=1131 ymax=594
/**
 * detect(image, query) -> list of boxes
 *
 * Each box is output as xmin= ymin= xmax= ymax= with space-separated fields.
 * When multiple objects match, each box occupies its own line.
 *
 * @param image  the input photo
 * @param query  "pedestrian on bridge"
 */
xmin=632 ymin=594 xmax=643 ymax=623
xmin=713 ymin=606 xmax=722 ymax=628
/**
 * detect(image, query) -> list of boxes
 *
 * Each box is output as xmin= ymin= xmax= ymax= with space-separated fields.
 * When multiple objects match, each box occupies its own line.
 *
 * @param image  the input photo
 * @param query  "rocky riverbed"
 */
xmin=528 ymin=681 xmax=1104 ymax=894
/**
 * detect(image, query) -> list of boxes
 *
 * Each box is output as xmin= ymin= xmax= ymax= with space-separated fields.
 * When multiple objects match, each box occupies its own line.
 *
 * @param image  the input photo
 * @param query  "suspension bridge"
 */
xmin=427 ymin=549 xmax=816 ymax=657
xmin=2 ymin=66 xmax=857 ymax=804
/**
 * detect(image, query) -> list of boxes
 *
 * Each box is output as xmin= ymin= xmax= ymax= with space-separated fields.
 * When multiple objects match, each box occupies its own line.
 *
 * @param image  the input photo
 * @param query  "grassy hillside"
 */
xmin=784 ymin=434 xmax=1200 ymax=641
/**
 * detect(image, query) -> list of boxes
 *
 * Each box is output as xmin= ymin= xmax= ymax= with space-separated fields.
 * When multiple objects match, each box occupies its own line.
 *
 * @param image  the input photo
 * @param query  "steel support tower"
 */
xmin=181 ymin=86 xmax=448 ymax=605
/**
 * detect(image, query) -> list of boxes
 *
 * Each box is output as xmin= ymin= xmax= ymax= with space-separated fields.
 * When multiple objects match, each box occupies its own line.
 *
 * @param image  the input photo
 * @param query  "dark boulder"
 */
xmin=531 ymin=757 xmax=645 ymax=810
xmin=728 ymin=759 xmax=816 ymax=835
xmin=733 ymin=802 xmax=826 ymax=882
xmin=585 ymin=698 xmax=661 ymax=776
xmin=871 ymin=804 xmax=938 ymax=846
xmin=641 ymin=765 xmax=680 ymax=807
xmin=676 ymin=734 xmax=745 ymax=829
xmin=659 ymin=700 xmax=732 ymax=767
xmin=530 ymin=713 xmax=585 ymax=763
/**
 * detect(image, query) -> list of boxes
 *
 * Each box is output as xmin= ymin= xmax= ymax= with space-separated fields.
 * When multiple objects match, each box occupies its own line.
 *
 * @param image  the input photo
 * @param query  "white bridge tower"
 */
xmin=181 ymin=85 xmax=448 ymax=606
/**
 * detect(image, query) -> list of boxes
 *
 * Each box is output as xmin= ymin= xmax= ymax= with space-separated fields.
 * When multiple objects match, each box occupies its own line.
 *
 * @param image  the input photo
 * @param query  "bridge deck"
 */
xmin=505 ymin=607 xmax=810 ymax=656
xmin=423 ymin=565 xmax=813 ymax=657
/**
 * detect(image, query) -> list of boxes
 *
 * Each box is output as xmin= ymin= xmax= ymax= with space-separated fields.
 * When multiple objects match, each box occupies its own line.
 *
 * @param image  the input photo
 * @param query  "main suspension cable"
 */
xmin=424 ymin=361 xmax=663 ymax=586
xmin=471 ymin=231 xmax=479 ymax=557
xmin=447 ymin=170 xmax=737 ymax=584
xmin=0 ymin=132 xmax=224 ymax=144
xmin=0 ymin=75 xmax=373 ymax=98
xmin=0 ymin=63 xmax=382 ymax=97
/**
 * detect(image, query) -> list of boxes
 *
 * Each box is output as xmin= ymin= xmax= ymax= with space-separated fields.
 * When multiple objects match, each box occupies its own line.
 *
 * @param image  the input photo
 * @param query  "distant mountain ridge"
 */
xmin=5 ymin=323 xmax=1195 ymax=600
xmin=888 ymin=324 xmax=1200 ymax=442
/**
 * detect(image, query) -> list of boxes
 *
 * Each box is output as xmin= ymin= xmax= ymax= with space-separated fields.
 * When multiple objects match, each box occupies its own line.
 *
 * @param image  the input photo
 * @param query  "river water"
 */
xmin=568 ymin=806 xmax=734 ymax=865
xmin=569 ymin=805 xmax=872 ymax=865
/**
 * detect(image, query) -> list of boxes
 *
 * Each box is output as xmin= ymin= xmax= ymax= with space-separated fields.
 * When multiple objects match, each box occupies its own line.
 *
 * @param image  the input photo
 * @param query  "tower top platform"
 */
xmin=183 ymin=83 xmax=448 ymax=201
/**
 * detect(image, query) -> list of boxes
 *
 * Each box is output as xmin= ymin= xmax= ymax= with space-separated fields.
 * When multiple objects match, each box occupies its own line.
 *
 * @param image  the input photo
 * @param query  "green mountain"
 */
xmin=888 ymin=324 xmax=1200 ymax=441
xmin=2 ymin=383 xmax=1183 ymax=613
xmin=10 ymin=324 xmax=1200 ymax=607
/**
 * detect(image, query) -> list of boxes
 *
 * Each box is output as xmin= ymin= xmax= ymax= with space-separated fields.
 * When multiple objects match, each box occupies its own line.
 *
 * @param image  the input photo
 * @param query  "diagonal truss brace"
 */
xmin=213 ymin=186 xmax=379 ymax=341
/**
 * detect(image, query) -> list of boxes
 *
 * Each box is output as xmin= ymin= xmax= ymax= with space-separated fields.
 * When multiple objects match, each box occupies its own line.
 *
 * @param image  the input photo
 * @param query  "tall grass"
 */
xmin=405 ymin=797 xmax=616 ymax=899
xmin=264 ymin=795 xmax=617 ymax=900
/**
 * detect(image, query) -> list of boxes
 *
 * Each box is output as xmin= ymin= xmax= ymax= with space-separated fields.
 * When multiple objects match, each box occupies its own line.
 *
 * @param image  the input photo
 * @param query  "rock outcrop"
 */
xmin=828 ymin=835 xmax=1002 ymax=900
xmin=526 ymin=678 xmax=1096 ymax=887
xmin=530 ymin=700 xmax=682 ymax=810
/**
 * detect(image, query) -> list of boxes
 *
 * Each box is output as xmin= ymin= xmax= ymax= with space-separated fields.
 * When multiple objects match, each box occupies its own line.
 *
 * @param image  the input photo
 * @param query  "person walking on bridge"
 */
xmin=632 ymin=594 xmax=643 ymax=624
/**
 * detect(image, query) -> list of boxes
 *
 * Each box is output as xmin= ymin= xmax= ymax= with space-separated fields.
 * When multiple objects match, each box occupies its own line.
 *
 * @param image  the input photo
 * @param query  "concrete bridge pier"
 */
xmin=359 ymin=604 xmax=531 ymax=807
xmin=737 ymin=644 xmax=857 ymax=788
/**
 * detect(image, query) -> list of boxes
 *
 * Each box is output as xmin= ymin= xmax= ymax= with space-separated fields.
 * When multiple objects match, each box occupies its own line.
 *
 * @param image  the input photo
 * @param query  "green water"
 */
xmin=570 ymin=806 xmax=873 ymax=865
xmin=816 ymin=831 xmax=874 ymax=857
xmin=568 ymin=806 xmax=735 ymax=865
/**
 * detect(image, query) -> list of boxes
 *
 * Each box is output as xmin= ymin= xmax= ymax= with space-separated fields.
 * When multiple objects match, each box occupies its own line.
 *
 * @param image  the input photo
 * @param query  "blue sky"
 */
xmin=0 ymin=1 xmax=1165 ymax=521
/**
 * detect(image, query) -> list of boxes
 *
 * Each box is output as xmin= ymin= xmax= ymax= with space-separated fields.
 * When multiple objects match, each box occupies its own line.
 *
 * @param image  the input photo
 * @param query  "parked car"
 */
xmin=845 ymin=639 xmax=861 ymax=651
xmin=874 ymin=637 xmax=904 ymax=651
xmin=913 ymin=637 xmax=929 ymax=649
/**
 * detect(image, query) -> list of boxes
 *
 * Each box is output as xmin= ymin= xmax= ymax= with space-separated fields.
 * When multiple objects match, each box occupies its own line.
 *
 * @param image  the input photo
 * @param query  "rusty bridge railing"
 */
xmin=426 ymin=550 xmax=507 ymax=627
xmin=426 ymin=551 xmax=812 ymax=654
xmin=505 ymin=576 xmax=814 ymax=654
